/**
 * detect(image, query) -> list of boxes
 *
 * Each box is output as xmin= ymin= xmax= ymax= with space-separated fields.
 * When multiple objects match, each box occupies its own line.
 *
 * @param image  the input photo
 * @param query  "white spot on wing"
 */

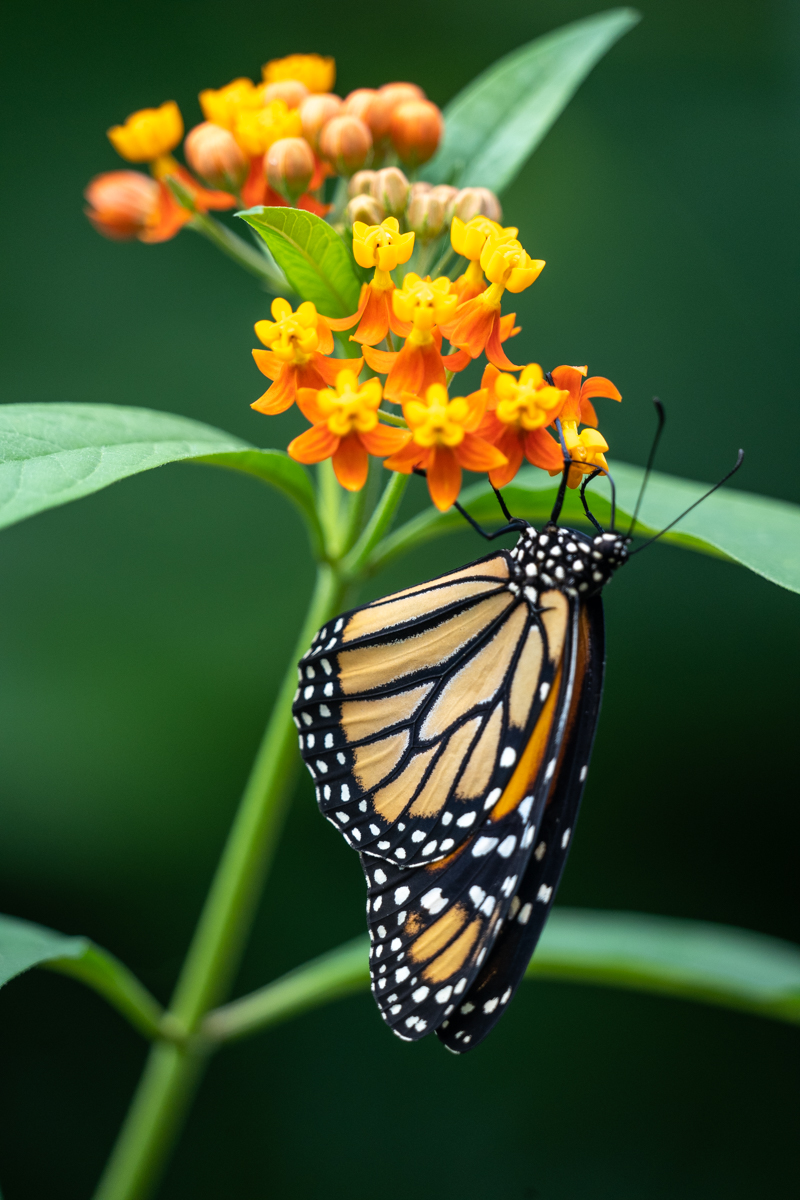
xmin=500 ymin=747 xmax=516 ymax=768
xmin=472 ymin=836 xmax=498 ymax=857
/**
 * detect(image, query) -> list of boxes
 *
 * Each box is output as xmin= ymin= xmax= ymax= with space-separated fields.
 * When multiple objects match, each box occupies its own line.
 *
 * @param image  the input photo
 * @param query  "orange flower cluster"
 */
xmin=84 ymin=54 xmax=445 ymax=244
xmin=250 ymin=214 xmax=622 ymax=510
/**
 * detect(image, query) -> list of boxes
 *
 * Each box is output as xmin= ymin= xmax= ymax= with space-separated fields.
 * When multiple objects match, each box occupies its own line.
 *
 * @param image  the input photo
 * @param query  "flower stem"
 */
xmin=187 ymin=213 xmax=289 ymax=292
xmin=340 ymin=470 xmax=409 ymax=579
xmin=92 ymin=563 xmax=346 ymax=1200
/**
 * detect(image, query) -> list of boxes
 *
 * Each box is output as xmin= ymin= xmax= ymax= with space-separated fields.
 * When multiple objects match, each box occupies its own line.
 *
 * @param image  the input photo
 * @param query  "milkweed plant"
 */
xmin=2 ymin=11 xmax=800 ymax=1200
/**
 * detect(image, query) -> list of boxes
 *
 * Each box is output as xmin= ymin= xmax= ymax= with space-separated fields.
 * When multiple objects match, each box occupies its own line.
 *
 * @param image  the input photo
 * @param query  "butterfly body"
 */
xmin=293 ymin=521 xmax=626 ymax=1051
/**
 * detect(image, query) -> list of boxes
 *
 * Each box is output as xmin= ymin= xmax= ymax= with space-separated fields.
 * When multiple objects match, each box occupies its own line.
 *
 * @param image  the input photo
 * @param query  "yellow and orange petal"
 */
xmin=352 ymin=217 xmax=415 ymax=272
xmin=199 ymin=79 xmax=263 ymax=132
xmin=450 ymin=215 xmax=517 ymax=262
xmin=379 ymin=338 xmax=449 ymax=402
xmin=480 ymin=235 xmax=545 ymax=293
xmin=234 ymin=99 xmax=303 ymax=156
xmin=392 ymin=273 xmax=457 ymax=332
xmin=262 ymin=54 xmax=336 ymax=95
xmin=107 ymin=102 xmax=183 ymax=164
xmin=550 ymin=365 xmax=622 ymax=426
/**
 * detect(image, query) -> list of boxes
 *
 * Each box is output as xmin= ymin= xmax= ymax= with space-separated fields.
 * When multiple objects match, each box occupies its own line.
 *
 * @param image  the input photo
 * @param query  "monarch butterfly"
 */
xmin=292 ymin=418 xmax=742 ymax=1052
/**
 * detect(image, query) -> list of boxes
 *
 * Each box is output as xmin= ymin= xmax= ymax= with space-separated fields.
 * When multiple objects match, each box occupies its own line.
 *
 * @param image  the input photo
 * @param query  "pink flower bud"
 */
xmin=299 ymin=93 xmax=343 ymax=152
xmin=184 ymin=122 xmax=248 ymax=191
xmin=452 ymin=186 xmax=502 ymax=224
xmin=367 ymin=83 xmax=425 ymax=144
xmin=266 ymin=137 xmax=315 ymax=201
xmin=348 ymin=170 xmax=377 ymax=198
xmin=389 ymin=100 xmax=443 ymax=167
xmin=345 ymin=194 xmax=384 ymax=227
xmin=406 ymin=188 xmax=446 ymax=241
xmin=319 ymin=114 xmax=372 ymax=175
xmin=370 ymin=166 xmax=409 ymax=217
xmin=343 ymin=89 xmax=377 ymax=122
xmin=262 ymin=80 xmax=310 ymax=108
xmin=84 ymin=170 xmax=160 ymax=240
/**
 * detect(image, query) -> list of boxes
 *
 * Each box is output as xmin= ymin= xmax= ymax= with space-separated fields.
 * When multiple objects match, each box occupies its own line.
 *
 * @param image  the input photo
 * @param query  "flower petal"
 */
xmin=324 ymin=285 xmax=367 ymax=331
xmin=352 ymin=287 xmax=391 ymax=346
xmin=332 ymin=433 xmax=369 ymax=490
xmin=523 ymin=427 xmax=564 ymax=471
xmin=454 ymin=431 xmax=508 ymax=473
xmin=581 ymin=376 xmax=622 ymax=402
xmin=359 ymin=425 xmax=411 ymax=456
xmin=314 ymin=354 xmax=363 ymax=386
xmin=296 ymin=387 xmax=327 ymax=424
xmin=287 ymin=423 xmax=339 ymax=464
xmin=383 ymin=341 xmax=426 ymax=402
xmin=579 ymin=398 xmax=599 ymax=428
xmin=251 ymin=363 xmax=298 ymax=414
xmin=362 ymin=345 xmax=398 ymax=373
xmin=488 ymin=427 xmax=525 ymax=489
xmin=383 ymin=441 xmax=428 ymax=473
xmin=486 ymin=313 xmax=522 ymax=370
xmin=443 ymin=347 xmax=471 ymax=372
xmin=251 ymin=348 xmax=283 ymax=381
xmin=427 ymin=445 xmax=462 ymax=511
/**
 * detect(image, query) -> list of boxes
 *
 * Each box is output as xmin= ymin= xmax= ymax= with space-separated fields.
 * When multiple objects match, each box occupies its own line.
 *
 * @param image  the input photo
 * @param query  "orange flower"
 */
xmin=549 ymin=423 xmax=611 ymax=489
xmin=383 ymin=383 xmax=507 ymax=511
xmin=549 ymin=365 xmax=622 ymax=427
xmin=288 ymin=371 xmax=409 ymax=491
xmin=251 ymin=299 xmax=363 ymax=415
xmin=328 ymin=218 xmax=416 ymax=345
xmin=362 ymin=274 xmax=468 ymax=401
xmin=143 ymin=158 xmax=236 ymax=241
xmin=107 ymin=101 xmax=183 ymax=166
xmin=478 ymin=364 xmax=566 ymax=487
xmin=447 ymin=232 xmax=545 ymax=370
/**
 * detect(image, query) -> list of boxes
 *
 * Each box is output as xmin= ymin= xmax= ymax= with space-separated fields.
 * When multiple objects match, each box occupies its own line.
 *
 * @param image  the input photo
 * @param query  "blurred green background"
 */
xmin=1 ymin=0 xmax=799 ymax=1196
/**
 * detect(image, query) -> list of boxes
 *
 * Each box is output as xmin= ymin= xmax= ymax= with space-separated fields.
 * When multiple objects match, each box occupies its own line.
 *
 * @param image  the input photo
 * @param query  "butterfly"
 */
xmin=291 ymin=417 xmax=742 ymax=1053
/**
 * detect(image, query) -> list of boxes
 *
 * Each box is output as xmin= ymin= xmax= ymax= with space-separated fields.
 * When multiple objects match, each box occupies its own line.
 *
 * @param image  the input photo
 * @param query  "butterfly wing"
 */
xmin=436 ymin=595 xmax=606 ymax=1052
xmin=359 ymin=592 xmax=592 ymax=1043
xmin=292 ymin=553 xmax=567 ymax=869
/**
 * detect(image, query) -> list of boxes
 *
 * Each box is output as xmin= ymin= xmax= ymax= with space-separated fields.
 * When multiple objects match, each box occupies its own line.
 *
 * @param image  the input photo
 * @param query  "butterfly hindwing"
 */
xmin=436 ymin=596 xmax=606 ymax=1052
xmin=292 ymin=552 xmax=569 ymax=869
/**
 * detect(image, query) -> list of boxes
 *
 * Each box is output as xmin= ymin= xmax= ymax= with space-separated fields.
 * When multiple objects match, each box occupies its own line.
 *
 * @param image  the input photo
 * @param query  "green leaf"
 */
xmin=0 ymin=403 xmax=249 ymax=530
xmin=0 ymin=405 xmax=326 ymax=554
xmin=369 ymin=463 xmax=800 ymax=595
xmin=0 ymin=912 xmax=165 ymax=1039
xmin=194 ymin=448 xmax=325 ymax=559
xmin=238 ymin=207 xmax=362 ymax=318
xmin=201 ymin=910 xmax=800 ymax=1044
xmin=426 ymin=8 xmax=641 ymax=193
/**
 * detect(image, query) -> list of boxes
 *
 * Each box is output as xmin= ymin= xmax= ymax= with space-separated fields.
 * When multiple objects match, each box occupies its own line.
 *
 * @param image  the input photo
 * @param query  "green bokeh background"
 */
xmin=1 ymin=0 xmax=799 ymax=1195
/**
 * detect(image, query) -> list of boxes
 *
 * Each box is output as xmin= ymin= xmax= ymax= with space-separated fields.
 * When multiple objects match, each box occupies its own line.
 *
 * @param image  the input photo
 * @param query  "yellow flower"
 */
xmin=480 ymin=234 xmax=545 ymax=293
xmin=107 ymin=101 xmax=183 ymax=164
xmin=255 ymin=297 xmax=323 ymax=363
xmin=199 ymin=78 xmax=263 ymax=132
xmin=313 ymin=371 xmax=382 ymax=438
xmin=234 ymin=99 xmax=303 ymax=157
xmin=404 ymin=384 xmax=473 ymax=448
xmin=493 ymin=364 xmax=567 ymax=430
xmin=450 ymin=215 xmax=517 ymax=262
xmin=392 ymin=273 xmax=457 ymax=334
xmin=352 ymin=217 xmax=415 ymax=273
xmin=559 ymin=421 xmax=610 ymax=487
xmin=263 ymin=54 xmax=336 ymax=94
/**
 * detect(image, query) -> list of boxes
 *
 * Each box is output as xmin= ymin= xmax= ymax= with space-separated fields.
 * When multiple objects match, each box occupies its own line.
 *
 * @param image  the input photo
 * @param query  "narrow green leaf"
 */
xmin=369 ymin=463 xmax=800 ymax=595
xmin=201 ymin=910 xmax=800 ymax=1044
xmin=239 ymin=207 xmax=361 ymax=318
xmin=426 ymin=8 xmax=640 ymax=193
xmin=0 ymin=913 xmax=165 ymax=1039
xmin=195 ymin=448 xmax=325 ymax=559
xmin=0 ymin=403 xmax=249 ymax=530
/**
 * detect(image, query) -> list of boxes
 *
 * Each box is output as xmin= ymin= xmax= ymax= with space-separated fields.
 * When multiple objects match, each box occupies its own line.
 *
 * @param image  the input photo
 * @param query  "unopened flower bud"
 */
xmin=319 ymin=114 xmax=372 ymax=175
xmin=343 ymin=89 xmax=377 ymax=122
xmin=299 ymin=93 xmax=343 ymax=152
xmin=406 ymin=188 xmax=446 ymax=241
xmin=390 ymin=100 xmax=443 ymax=167
xmin=266 ymin=137 xmax=315 ymax=201
xmin=348 ymin=170 xmax=377 ymax=198
xmin=84 ymin=170 xmax=160 ymax=240
xmin=367 ymin=83 xmax=425 ymax=144
xmin=429 ymin=184 xmax=458 ymax=223
xmin=184 ymin=122 xmax=248 ymax=191
xmin=345 ymin=194 xmax=384 ymax=227
xmin=262 ymin=80 xmax=310 ymax=108
xmin=370 ymin=167 xmax=409 ymax=217
xmin=452 ymin=186 xmax=502 ymax=224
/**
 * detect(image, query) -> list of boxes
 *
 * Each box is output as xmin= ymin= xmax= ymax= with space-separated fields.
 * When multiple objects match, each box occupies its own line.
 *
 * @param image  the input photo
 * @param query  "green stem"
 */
xmin=187 ymin=213 xmax=289 ymax=291
xmin=340 ymin=471 xmax=409 ymax=579
xmin=46 ymin=946 xmax=166 ymax=1043
xmin=92 ymin=563 xmax=346 ymax=1200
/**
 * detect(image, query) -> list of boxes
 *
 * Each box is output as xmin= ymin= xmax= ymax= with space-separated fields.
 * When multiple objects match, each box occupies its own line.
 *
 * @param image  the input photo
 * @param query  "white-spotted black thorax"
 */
xmin=506 ymin=522 xmax=628 ymax=602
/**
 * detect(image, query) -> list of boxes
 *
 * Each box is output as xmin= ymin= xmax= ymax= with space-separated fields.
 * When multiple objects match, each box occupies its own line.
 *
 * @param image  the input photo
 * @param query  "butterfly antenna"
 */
xmin=549 ymin=419 xmax=573 ymax=526
xmin=629 ymin=449 xmax=744 ymax=555
xmin=491 ymin=483 xmax=515 ymax=523
xmin=627 ymin=398 xmax=666 ymax=540
xmin=413 ymin=467 xmax=525 ymax=541
xmin=580 ymin=468 xmax=605 ymax=534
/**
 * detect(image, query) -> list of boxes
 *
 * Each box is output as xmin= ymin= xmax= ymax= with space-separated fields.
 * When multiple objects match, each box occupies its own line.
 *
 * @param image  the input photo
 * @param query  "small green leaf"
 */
xmin=426 ymin=8 xmax=640 ymax=193
xmin=0 ymin=403 xmax=249 ymax=530
xmin=370 ymin=463 xmax=800 ymax=595
xmin=195 ymin=448 xmax=325 ymax=559
xmin=0 ymin=912 xmax=165 ymax=1039
xmin=239 ymin=207 xmax=361 ymax=318
xmin=201 ymin=910 xmax=800 ymax=1044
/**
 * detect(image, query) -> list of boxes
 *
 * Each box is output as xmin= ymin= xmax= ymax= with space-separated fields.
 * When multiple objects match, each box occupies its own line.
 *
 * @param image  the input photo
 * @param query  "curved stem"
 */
xmin=187 ymin=213 xmax=289 ymax=292
xmin=340 ymin=470 xmax=409 ymax=579
xmin=92 ymin=564 xmax=346 ymax=1200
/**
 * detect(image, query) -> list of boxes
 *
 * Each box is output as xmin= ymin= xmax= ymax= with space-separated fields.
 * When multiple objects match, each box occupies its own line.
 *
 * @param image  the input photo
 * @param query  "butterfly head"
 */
xmin=508 ymin=523 xmax=628 ymax=599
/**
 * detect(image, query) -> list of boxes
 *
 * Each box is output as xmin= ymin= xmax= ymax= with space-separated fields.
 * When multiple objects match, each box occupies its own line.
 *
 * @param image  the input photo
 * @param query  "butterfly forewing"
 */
xmin=293 ymin=553 xmax=567 ymax=869
xmin=436 ymin=597 xmax=606 ymax=1052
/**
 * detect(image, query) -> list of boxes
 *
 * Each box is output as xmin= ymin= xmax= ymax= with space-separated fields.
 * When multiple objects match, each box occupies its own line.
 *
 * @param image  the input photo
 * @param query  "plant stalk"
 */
xmin=187 ymin=213 xmax=289 ymax=291
xmin=92 ymin=563 xmax=346 ymax=1200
